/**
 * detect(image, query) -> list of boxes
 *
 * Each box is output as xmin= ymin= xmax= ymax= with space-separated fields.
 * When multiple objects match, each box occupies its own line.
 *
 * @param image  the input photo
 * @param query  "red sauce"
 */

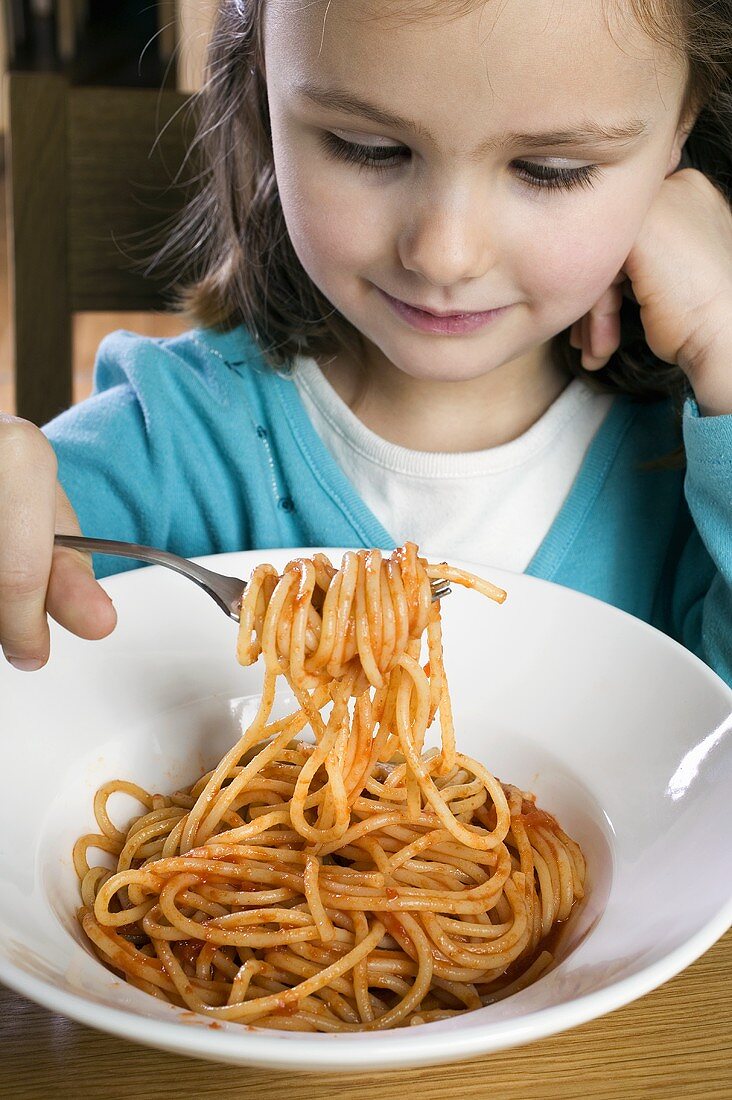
xmin=382 ymin=913 xmax=404 ymax=937
xmin=499 ymin=916 xmax=569 ymax=982
xmin=519 ymin=806 xmax=561 ymax=832
xmin=176 ymin=940 xmax=203 ymax=968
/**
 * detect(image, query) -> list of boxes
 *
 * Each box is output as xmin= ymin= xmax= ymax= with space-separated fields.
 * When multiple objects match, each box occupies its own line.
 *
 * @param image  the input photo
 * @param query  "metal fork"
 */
xmin=54 ymin=535 xmax=451 ymax=622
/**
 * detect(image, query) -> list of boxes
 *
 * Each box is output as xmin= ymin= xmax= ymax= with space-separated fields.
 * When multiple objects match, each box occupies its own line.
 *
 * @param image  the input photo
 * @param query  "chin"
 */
xmin=380 ymin=339 xmax=513 ymax=385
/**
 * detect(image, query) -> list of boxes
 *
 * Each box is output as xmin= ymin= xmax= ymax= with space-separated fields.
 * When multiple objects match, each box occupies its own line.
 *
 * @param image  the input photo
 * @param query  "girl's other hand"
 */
xmin=0 ymin=416 xmax=117 ymax=671
xmin=570 ymin=168 xmax=732 ymax=414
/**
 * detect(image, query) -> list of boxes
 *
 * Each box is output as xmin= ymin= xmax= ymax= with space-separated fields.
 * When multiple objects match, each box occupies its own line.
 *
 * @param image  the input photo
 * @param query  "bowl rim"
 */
xmin=1 ymin=547 xmax=731 ymax=1070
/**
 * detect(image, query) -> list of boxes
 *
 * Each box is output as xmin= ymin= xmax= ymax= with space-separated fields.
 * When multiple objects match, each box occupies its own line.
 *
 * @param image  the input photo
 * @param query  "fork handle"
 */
xmin=53 ymin=534 xmax=247 ymax=620
xmin=54 ymin=534 xmax=191 ymax=572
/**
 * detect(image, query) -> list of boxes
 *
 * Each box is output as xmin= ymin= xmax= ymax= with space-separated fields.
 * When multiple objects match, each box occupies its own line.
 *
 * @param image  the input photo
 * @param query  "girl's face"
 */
xmin=263 ymin=0 xmax=690 ymax=385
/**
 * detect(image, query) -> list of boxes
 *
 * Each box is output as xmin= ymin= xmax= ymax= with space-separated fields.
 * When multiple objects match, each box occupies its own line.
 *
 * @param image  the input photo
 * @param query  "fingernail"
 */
xmin=6 ymin=656 xmax=45 ymax=672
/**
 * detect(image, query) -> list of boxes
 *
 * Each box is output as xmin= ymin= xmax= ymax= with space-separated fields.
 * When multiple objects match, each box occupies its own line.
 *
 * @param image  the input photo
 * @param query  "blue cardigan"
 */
xmin=42 ymin=324 xmax=732 ymax=687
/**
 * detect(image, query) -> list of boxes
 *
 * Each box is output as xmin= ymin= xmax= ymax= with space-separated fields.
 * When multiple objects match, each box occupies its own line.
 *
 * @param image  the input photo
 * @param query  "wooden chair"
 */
xmin=6 ymin=72 xmax=195 ymax=425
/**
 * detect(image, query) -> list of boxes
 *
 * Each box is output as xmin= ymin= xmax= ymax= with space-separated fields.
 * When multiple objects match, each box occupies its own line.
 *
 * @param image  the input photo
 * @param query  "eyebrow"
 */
xmin=295 ymin=81 xmax=649 ymax=154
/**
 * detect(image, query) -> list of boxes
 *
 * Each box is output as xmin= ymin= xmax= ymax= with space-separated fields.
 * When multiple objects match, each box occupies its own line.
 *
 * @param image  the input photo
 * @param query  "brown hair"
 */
xmin=159 ymin=0 xmax=731 ymax=436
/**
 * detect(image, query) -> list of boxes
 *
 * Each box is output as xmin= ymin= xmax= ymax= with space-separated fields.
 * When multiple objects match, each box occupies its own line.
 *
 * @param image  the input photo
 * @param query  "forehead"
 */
xmin=263 ymin=0 xmax=687 ymax=135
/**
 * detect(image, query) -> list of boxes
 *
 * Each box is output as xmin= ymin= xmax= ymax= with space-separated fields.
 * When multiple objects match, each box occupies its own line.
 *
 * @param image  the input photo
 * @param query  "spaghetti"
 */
xmin=75 ymin=544 xmax=585 ymax=1031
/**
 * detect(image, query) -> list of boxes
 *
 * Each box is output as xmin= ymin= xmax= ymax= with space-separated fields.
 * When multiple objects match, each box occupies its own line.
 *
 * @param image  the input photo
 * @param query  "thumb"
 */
xmin=47 ymin=484 xmax=118 ymax=640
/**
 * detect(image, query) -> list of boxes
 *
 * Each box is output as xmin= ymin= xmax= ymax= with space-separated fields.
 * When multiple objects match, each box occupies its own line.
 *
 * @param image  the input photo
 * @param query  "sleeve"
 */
xmin=42 ymin=332 xmax=177 ymax=578
xmin=41 ymin=329 xmax=240 ymax=579
xmin=670 ymin=393 xmax=732 ymax=688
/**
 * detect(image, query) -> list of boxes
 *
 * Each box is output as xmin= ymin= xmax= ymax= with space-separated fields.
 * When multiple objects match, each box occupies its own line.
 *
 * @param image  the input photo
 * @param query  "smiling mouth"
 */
xmin=396 ymin=301 xmax=499 ymax=319
xmin=385 ymin=293 xmax=501 ymax=318
xmin=376 ymin=287 xmax=512 ymax=334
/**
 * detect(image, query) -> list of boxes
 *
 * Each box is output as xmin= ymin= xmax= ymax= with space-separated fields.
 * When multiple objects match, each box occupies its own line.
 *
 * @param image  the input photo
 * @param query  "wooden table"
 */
xmin=1 ymin=930 xmax=730 ymax=1099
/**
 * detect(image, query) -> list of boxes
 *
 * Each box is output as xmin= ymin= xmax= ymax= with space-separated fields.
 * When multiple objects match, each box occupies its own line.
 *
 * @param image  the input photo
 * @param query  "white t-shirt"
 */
xmin=292 ymin=356 xmax=615 ymax=572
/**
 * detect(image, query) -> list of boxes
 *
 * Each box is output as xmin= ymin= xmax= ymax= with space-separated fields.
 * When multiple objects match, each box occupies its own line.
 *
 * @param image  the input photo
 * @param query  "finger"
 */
xmin=615 ymin=267 xmax=638 ymax=302
xmin=580 ymin=313 xmax=592 ymax=369
xmin=0 ymin=419 xmax=57 ymax=669
xmin=588 ymin=296 xmax=622 ymax=359
xmin=47 ymin=482 xmax=117 ymax=641
xmin=582 ymin=284 xmax=624 ymax=369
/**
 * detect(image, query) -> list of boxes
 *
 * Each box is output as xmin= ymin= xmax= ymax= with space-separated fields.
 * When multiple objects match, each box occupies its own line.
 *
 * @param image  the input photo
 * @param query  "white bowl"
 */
xmin=1 ymin=548 xmax=730 ymax=1071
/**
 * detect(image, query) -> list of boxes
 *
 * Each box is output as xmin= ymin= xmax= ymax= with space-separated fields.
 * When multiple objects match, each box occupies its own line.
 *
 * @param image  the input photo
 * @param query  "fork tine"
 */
xmin=430 ymin=580 xmax=451 ymax=602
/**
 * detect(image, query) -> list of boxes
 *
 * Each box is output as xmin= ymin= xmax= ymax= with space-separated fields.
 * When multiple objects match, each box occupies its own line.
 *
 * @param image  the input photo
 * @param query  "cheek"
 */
xmin=519 ymin=182 xmax=656 ymax=322
xmin=274 ymin=145 xmax=383 ymax=298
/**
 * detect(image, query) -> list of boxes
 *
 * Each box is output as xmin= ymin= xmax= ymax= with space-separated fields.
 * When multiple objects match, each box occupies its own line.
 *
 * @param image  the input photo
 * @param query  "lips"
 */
xmin=396 ymin=301 xmax=493 ymax=319
xmin=376 ymin=287 xmax=511 ymax=336
xmin=389 ymin=296 xmax=494 ymax=318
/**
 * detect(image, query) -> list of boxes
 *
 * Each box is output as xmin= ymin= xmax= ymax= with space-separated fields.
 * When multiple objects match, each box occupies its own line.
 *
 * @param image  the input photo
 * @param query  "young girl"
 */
xmin=1 ymin=0 xmax=731 ymax=686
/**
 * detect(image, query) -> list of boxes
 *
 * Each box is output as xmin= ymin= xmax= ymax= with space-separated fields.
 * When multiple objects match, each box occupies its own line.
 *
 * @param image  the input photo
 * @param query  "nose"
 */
xmin=397 ymin=181 xmax=498 ymax=288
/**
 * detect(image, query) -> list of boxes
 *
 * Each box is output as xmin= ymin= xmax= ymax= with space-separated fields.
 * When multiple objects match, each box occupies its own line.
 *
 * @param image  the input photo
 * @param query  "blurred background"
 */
xmin=1 ymin=0 xmax=218 ymax=418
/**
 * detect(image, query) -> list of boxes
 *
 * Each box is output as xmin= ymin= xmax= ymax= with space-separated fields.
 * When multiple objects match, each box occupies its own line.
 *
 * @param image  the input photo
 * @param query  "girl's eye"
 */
xmin=319 ymin=132 xmax=600 ymax=193
xmin=512 ymin=160 xmax=599 ymax=193
xmin=319 ymin=132 xmax=407 ymax=175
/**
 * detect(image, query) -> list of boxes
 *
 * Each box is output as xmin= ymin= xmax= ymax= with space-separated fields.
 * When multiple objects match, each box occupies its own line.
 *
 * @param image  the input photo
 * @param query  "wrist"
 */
xmin=680 ymin=310 xmax=732 ymax=416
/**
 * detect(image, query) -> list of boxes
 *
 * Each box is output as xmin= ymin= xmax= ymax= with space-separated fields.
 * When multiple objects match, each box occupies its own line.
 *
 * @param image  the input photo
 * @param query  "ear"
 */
xmin=666 ymin=107 xmax=699 ymax=177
